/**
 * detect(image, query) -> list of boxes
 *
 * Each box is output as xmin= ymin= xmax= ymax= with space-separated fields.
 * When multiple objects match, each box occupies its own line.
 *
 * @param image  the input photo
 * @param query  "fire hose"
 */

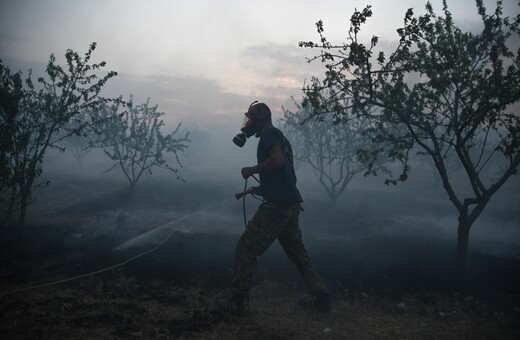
xmin=235 ymin=175 xmax=262 ymax=229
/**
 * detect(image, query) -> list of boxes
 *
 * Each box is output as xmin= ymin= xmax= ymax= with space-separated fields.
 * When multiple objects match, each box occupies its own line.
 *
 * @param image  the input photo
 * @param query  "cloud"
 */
xmin=243 ymin=42 xmax=323 ymax=79
xmin=103 ymin=73 xmax=249 ymax=126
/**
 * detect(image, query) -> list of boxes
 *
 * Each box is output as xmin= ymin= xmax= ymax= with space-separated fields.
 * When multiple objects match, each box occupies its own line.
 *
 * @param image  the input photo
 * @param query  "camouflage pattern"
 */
xmin=232 ymin=202 xmax=329 ymax=297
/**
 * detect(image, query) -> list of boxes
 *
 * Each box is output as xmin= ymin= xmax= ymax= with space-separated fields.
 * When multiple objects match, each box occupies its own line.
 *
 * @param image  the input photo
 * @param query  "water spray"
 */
xmin=2 ymin=200 xmax=232 ymax=297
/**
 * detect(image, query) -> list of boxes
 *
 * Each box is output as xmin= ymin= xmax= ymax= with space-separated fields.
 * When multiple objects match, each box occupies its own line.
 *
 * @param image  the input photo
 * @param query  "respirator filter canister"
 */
xmin=233 ymin=132 xmax=247 ymax=147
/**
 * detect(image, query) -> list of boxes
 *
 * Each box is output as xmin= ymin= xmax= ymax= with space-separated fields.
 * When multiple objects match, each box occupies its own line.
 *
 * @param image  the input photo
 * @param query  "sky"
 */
xmin=1 ymin=0 xmax=518 ymax=129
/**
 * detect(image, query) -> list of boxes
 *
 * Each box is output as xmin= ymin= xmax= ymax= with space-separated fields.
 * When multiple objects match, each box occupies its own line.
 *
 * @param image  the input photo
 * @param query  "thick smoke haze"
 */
xmin=38 ymin=115 xmax=520 ymax=260
xmin=2 ymin=1 xmax=519 ymax=337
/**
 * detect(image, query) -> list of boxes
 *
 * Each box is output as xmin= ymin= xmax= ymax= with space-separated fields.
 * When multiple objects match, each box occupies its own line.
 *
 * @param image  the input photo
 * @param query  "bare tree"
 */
xmin=95 ymin=96 xmax=189 ymax=194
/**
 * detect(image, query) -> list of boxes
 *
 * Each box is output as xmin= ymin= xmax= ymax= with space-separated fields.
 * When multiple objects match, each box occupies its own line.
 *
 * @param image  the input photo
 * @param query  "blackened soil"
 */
xmin=1 ymin=178 xmax=519 ymax=339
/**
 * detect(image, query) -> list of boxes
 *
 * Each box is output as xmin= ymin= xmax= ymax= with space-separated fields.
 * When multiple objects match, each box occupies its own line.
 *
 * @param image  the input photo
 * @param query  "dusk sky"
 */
xmin=1 ymin=0 xmax=517 ymax=129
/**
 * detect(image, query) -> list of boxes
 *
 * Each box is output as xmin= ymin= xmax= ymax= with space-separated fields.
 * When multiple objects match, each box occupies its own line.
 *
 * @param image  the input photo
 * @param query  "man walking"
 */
xmin=217 ymin=102 xmax=330 ymax=315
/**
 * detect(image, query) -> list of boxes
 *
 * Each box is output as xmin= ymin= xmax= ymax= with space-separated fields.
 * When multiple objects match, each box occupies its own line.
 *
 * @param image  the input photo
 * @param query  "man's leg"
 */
xmin=232 ymin=202 xmax=292 ymax=297
xmin=278 ymin=204 xmax=330 ymax=310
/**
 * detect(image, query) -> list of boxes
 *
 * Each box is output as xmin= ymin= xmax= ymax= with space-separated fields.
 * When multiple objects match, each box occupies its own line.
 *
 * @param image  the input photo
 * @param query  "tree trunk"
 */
xmin=19 ymin=190 xmax=27 ymax=227
xmin=456 ymin=217 xmax=471 ymax=281
xmin=129 ymin=182 xmax=136 ymax=196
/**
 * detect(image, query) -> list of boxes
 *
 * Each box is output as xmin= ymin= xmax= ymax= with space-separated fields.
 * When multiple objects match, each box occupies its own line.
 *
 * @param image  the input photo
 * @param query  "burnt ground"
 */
xmin=1 ymin=176 xmax=519 ymax=339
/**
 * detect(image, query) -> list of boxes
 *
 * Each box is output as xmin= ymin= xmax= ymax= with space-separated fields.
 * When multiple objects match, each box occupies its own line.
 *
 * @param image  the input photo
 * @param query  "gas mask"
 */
xmin=233 ymin=101 xmax=261 ymax=147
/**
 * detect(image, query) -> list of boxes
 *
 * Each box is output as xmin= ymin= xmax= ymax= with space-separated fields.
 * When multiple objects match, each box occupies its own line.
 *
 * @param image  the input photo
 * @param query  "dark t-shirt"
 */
xmin=257 ymin=126 xmax=303 ymax=205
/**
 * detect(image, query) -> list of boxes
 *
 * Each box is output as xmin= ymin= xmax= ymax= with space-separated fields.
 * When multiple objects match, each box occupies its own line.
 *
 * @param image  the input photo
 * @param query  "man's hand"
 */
xmin=250 ymin=186 xmax=262 ymax=196
xmin=241 ymin=166 xmax=256 ymax=179
xmin=234 ymin=185 xmax=261 ymax=200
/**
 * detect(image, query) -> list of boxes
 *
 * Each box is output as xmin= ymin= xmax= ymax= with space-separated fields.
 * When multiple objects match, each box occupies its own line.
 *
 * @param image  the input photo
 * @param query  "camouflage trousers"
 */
xmin=232 ymin=201 xmax=329 ymax=297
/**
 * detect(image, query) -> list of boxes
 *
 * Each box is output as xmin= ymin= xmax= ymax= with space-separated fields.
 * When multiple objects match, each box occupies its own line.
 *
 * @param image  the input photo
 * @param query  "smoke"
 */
xmin=35 ymin=125 xmax=520 ymax=261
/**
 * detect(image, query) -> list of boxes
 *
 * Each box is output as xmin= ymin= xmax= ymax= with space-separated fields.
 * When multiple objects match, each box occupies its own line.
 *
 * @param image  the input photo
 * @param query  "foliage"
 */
xmin=299 ymin=0 xmax=520 ymax=270
xmin=94 ymin=96 xmax=189 ymax=194
xmin=0 ymin=60 xmax=24 ymax=225
xmin=57 ymin=106 xmax=99 ymax=164
xmin=0 ymin=43 xmax=117 ymax=226
xmin=281 ymin=79 xmax=387 ymax=203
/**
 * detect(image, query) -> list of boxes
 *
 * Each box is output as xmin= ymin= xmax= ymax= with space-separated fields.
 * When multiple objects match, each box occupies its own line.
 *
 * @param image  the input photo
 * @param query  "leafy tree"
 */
xmin=299 ymin=1 xmax=520 ymax=272
xmin=0 ymin=43 xmax=117 ymax=226
xmin=95 ymin=96 xmax=189 ymax=194
xmin=281 ymin=79 xmax=386 ymax=204
xmin=0 ymin=60 xmax=25 ymax=225
xmin=57 ymin=107 xmax=99 ymax=164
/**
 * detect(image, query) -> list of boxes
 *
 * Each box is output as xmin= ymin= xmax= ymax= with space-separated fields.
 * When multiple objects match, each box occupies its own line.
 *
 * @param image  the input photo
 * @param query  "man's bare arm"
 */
xmin=241 ymin=146 xmax=284 ymax=179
